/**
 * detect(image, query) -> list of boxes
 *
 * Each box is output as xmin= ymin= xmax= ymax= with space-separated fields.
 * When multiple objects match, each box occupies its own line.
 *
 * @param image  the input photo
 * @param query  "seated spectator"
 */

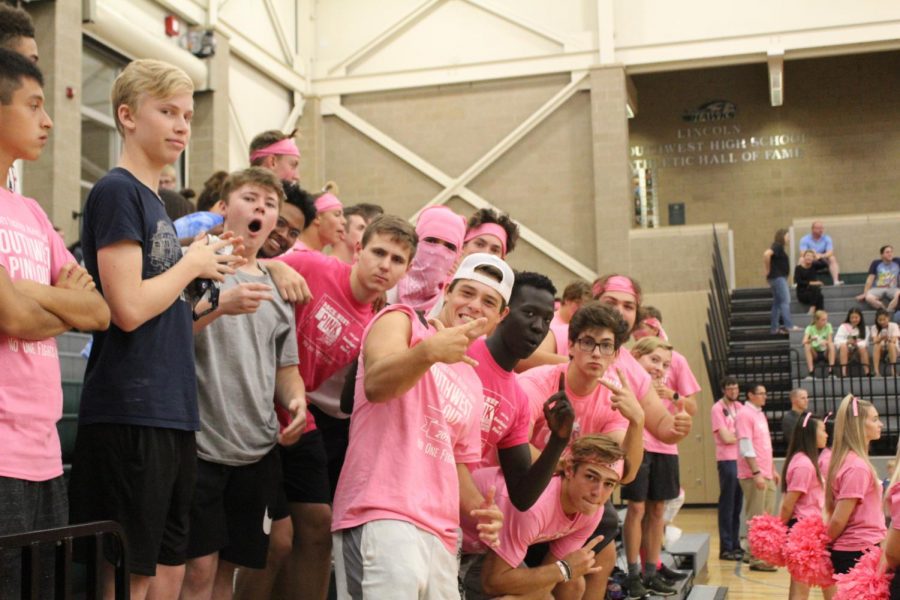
xmin=856 ymin=244 xmax=900 ymax=312
xmin=462 ymin=208 xmax=520 ymax=259
xmin=794 ymin=250 xmax=825 ymax=313
xmin=799 ymin=221 xmax=843 ymax=285
xmin=802 ymin=310 xmax=835 ymax=377
xmin=870 ymin=308 xmax=899 ymax=377
xmin=834 ymin=308 xmax=870 ymax=376
xmin=459 ymin=435 xmax=624 ymax=600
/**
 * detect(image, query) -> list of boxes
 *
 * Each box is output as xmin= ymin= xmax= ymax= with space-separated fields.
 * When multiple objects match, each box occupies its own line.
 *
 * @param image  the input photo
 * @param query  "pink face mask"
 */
xmin=396 ymin=241 xmax=459 ymax=313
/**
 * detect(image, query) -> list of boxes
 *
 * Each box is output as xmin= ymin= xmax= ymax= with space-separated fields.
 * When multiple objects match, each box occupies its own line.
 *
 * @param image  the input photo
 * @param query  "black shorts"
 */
xmin=831 ymin=549 xmax=865 ymax=575
xmin=186 ymin=449 xmax=282 ymax=568
xmin=280 ymin=429 xmax=330 ymax=504
xmin=68 ymin=423 xmax=196 ymax=576
xmin=620 ymin=451 xmax=680 ymax=502
xmin=812 ymin=258 xmax=830 ymax=270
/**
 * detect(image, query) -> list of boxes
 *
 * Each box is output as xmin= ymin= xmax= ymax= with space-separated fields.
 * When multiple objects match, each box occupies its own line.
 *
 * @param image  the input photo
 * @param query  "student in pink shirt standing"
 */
xmin=710 ymin=376 xmax=744 ymax=560
xmin=239 ymin=216 xmax=417 ymax=600
xmin=737 ymin=382 xmax=780 ymax=571
xmin=331 ymin=253 xmax=508 ymax=599
xmin=467 ymin=271 xmax=576 ymax=508
xmin=779 ymin=414 xmax=832 ymax=600
xmin=825 ymin=394 xmax=885 ymax=575
xmin=0 ymin=48 xmax=110 ymax=598
xmin=460 ymin=435 xmax=625 ymax=600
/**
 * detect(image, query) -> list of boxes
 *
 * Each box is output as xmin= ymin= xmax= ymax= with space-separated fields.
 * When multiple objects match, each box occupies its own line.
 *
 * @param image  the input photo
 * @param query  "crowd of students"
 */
xmin=2 ymin=5 xmax=898 ymax=600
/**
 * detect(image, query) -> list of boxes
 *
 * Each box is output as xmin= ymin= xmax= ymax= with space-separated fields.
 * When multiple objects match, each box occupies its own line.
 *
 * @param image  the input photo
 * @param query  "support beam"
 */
xmin=465 ymin=0 xmax=575 ymax=49
xmin=328 ymin=100 xmax=596 ymax=281
xmin=767 ymin=48 xmax=784 ymax=107
xmin=262 ymin=0 xmax=295 ymax=65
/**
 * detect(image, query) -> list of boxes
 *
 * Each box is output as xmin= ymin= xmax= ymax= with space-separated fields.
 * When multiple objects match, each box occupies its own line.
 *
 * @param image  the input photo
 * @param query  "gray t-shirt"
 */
xmin=194 ymin=264 xmax=299 ymax=465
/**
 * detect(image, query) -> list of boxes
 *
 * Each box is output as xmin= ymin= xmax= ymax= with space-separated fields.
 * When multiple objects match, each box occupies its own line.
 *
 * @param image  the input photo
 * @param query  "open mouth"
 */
xmin=248 ymin=219 xmax=263 ymax=233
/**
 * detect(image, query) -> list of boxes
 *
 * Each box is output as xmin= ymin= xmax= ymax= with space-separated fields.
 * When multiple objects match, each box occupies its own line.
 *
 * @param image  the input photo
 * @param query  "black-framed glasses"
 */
xmin=576 ymin=337 xmax=616 ymax=356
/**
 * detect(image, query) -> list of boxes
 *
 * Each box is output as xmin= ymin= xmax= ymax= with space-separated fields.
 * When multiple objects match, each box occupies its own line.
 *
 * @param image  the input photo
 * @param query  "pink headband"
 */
xmin=593 ymin=275 xmax=639 ymax=301
xmin=802 ymin=413 xmax=812 ymax=428
xmin=641 ymin=317 xmax=669 ymax=341
xmin=464 ymin=223 xmax=508 ymax=256
xmin=851 ymin=396 xmax=860 ymax=417
xmin=314 ymin=192 xmax=342 ymax=214
xmin=249 ymin=138 xmax=301 ymax=163
xmin=417 ymin=206 xmax=466 ymax=250
xmin=823 ymin=411 xmax=832 ymax=425
xmin=578 ymin=458 xmax=625 ymax=480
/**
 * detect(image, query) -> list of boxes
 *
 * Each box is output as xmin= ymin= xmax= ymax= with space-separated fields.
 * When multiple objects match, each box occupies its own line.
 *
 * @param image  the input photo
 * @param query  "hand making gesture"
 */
xmin=543 ymin=372 xmax=575 ymax=441
xmin=425 ymin=317 xmax=488 ymax=367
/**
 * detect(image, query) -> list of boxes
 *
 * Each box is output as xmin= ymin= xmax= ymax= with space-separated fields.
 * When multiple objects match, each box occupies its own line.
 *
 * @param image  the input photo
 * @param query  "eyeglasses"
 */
xmin=576 ymin=337 xmax=616 ymax=356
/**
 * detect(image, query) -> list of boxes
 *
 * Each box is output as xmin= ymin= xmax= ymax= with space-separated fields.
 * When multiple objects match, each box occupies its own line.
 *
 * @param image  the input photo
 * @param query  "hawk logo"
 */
xmin=682 ymin=100 xmax=736 ymax=123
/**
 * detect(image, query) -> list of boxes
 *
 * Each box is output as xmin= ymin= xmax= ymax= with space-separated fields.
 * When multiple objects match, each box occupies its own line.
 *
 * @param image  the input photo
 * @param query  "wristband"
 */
xmin=673 ymin=392 xmax=680 ymax=401
xmin=192 ymin=284 xmax=220 ymax=321
xmin=556 ymin=559 xmax=572 ymax=582
xmin=752 ymin=470 xmax=761 ymax=476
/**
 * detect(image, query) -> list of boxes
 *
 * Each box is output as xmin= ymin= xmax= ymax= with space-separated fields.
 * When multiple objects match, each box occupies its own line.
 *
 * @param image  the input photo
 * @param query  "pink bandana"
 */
xmin=314 ymin=192 xmax=342 ymax=214
xmin=580 ymin=458 xmax=625 ymax=480
xmin=417 ymin=206 xmax=466 ymax=250
xmin=464 ymin=223 xmax=508 ymax=256
xmin=249 ymin=138 xmax=301 ymax=162
xmin=592 ymin=275 xmax=639 ymax=302
xmin=641 ymin=317 xmax=669 ymax=341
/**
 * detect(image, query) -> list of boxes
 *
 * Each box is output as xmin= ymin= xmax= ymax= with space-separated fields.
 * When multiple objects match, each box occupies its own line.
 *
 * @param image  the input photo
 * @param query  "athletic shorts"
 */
xmin=280 ymin=429 xmax=330 ymax=504
xmin=186 ymin=448 xmax=282 ymax=568
xmin=620 ymin=451 xmax=680 ymax=502
xmin=68 ymin=424 xmax=196 ymax=576
xmin=0 ymin=476 xmax=68 ymax=597
xmin=333 ymin=520 xmax=458 ymax=600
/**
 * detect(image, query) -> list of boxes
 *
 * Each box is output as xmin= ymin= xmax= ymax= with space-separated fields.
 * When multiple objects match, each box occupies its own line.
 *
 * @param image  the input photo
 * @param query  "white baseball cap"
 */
xmin=450 ymin=253 xmax=515 ymax=303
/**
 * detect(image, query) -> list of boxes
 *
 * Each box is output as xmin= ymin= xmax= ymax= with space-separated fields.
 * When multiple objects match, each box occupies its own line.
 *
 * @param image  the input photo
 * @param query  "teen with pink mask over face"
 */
xmin=388 ymin=205 xmax=466 ymax=315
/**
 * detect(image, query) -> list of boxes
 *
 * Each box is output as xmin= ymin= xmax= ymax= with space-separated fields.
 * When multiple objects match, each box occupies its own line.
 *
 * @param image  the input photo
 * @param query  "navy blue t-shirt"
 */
xmin=80 ymin=168 xmax=199 ymax=430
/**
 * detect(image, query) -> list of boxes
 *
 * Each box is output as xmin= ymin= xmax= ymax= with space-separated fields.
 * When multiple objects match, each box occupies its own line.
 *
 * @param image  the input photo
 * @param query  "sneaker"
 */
xmin=742 ymin=552 xmax=751 ymax=564
xmin=719 ymin=550 xmax=741 ymax=561
xmin=624 ymin=574 xmax=650 ymax=599
xmin=644 ymin=573 xmax=678 ymax=596
xmin=659 ymin=563 xmax=689 ymax=582
xmin=749 ymin=559 xmax=778 ymax=572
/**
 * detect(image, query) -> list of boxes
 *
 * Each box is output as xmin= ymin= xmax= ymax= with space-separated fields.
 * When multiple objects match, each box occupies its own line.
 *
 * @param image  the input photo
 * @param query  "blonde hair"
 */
xmin=813 ymin=310 xmax=828 ymax=323
xmin=556 ymin=434 xmax=625 ymax=476
xmin=111 ymin=59 xmax=193 ymax=136
xmin=631 ymin=336 xmax=673 ymax=359
xmin=220 ymin=167 xmax=285 ymax=206
xmin=825 ymin=394 xmax=879 ymax=513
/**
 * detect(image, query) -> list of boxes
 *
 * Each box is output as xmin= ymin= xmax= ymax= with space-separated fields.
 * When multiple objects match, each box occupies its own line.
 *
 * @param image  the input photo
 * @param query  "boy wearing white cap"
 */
xmin=331 ymin=253 xmax=512 ymax=599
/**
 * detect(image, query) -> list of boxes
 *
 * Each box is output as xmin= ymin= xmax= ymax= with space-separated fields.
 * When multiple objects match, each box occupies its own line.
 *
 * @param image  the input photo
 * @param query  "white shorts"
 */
xmin=333 ymin=519 xmax=459 ymax=600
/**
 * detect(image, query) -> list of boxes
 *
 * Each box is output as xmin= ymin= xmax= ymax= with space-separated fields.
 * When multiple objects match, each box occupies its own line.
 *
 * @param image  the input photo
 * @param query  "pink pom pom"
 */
xmin=833 ymin=547 xmax=893 ymax=600
xmin=748 ymin=514 xmax=788 ymax=566
xmin=785 ymin=516 xmax=835 ymax=588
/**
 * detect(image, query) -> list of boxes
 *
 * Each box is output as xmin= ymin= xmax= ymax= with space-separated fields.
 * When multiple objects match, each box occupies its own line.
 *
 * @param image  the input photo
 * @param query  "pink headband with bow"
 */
xmin=249 ymin=138 xmax=301 ymax=163
xmin=464 ymin=223 xmax=508 ymax=256
xmin=314 ymin=192 xmax=342 ymax=214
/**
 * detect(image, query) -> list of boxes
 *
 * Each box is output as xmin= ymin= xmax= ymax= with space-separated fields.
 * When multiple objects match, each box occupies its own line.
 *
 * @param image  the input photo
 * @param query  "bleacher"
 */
xmin=57 ymin=331 xmax=90 ymax=475
xmin=703 ymin=240 xmax=900 ymax=457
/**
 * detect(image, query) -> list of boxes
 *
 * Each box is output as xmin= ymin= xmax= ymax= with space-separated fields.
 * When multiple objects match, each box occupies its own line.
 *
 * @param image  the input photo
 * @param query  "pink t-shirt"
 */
xmin=548 ymin=313 xmax=569 ymax=356
xmin=0 ymin=189 xmax=75 ymax=481
xmin=274 ymin=251 xmax=373 ymax=431
xmin=518 ymin=363 xmax=628 ymax=450
xmin=888 ymin=481 xmax=900 ymax=530
xmin=736 ymin=403 xmax=774 ymax=480
xmin=818 ymin=447 xmax=832 ymax=475
xmin=467 ymin=337 xmax=532 ymax=468
xmin=643 ymin=351 xmax=702 ymax=455
xmin=785 ymin=453 xmax=824 ymax=521
xmin=711 ymin=399 xmax=741 ymax=461
xmin=831 ymin=451 xmax=887 ymax=551
xmin=461 ymin=467 xmax=602 ymax=566
xmin=331 ymin=305 xmax=484 ymax=553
